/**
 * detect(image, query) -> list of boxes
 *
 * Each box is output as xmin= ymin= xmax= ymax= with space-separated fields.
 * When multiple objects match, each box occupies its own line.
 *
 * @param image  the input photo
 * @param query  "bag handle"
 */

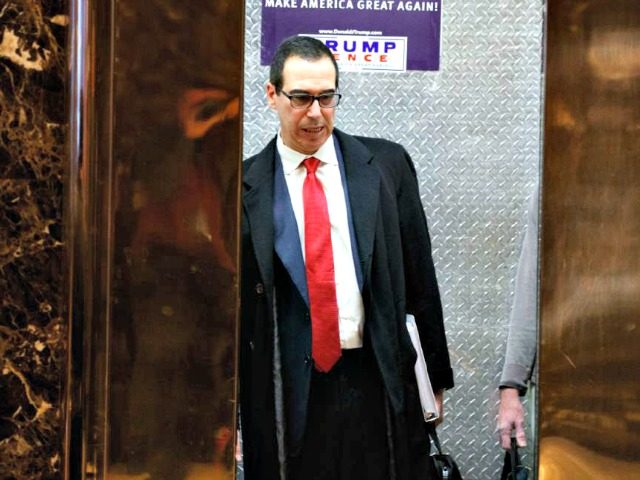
xmin=509 ymin=437 xmax=519 ymax=479
xmin=428 ymin=427 xmax=444 ymax=456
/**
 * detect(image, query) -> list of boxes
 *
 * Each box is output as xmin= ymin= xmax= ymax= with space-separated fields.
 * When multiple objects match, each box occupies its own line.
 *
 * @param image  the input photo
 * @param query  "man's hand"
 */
xmin=435 ymin=389 xmax=444 ymax=426
xmin=497 ymin=388 xmax=526 ymax=449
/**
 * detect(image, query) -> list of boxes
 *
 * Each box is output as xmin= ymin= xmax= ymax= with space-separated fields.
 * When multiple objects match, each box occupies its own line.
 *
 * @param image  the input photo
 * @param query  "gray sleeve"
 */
xmin=499 ymin=188 xmax=539 ymax=395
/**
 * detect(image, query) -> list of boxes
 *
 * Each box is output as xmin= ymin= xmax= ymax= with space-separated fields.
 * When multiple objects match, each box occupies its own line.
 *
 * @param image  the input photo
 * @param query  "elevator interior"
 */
xmin=54 ymin=0 xmax=640 ymax=479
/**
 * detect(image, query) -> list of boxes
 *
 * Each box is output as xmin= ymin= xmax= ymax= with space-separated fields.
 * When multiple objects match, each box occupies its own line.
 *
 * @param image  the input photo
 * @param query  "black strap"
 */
xmin=428 ymin=427 xmax=444 ymax=456
xmin=509 ymin=437 xmax=519 ymax=479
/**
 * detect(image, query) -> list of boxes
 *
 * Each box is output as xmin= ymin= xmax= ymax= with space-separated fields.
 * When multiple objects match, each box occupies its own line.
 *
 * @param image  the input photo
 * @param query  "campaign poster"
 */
xmin=260 ymin=1 xmax=442 ymax=72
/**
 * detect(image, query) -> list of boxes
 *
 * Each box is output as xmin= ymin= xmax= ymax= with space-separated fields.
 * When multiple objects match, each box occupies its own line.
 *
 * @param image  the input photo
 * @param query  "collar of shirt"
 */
xmin=276 ymin=131 xmax=338 ymax=175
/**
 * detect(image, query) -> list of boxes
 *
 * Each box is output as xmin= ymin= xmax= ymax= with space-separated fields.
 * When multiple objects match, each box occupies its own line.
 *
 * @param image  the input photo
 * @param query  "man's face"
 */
xmin=267 ymin=56 xmax=337 ymax=155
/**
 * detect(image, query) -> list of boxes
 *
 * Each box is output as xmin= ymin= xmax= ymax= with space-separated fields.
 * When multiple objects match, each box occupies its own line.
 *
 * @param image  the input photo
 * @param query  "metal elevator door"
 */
xmin=539 ymin=1 xmax=640 ymax=478
xmin=67 ymin=1 xmax=244 ymax=478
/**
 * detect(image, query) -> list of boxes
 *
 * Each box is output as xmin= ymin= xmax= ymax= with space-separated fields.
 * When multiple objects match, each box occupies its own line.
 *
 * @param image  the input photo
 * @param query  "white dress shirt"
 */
xmin=277 ymin=133 xmax=364 ymax=349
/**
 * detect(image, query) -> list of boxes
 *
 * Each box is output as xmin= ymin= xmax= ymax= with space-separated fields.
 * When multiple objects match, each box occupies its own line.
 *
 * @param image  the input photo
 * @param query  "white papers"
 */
xmin=406 ymin=314 xmax=439 ymax=422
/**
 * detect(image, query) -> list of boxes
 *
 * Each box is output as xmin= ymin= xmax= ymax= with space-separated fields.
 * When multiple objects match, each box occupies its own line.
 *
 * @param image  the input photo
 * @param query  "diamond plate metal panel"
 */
xmin=243 ymin=2 xmax=544 ymax=478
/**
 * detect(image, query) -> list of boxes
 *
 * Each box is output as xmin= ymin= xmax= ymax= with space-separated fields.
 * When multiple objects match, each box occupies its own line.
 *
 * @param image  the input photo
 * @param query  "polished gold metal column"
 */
xmin=539 ymin=1 xmax=640 ymax=478
xmin=67 ymin=1 xmax=244 ymax=478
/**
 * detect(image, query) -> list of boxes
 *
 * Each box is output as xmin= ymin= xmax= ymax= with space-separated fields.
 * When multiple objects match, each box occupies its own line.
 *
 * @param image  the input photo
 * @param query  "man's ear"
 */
xmin=266 ymin=83 xmax=277 ymax=110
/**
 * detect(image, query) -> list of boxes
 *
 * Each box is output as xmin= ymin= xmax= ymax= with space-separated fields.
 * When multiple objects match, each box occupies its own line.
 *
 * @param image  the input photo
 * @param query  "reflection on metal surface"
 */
xmin=68 ymin=0 xmax=244 ymax=478
xmin=540 ymin=0 xmax=640 ymax=478
xmin=539 ymin=437 xmax=640 ymax=479
xmin=108 ymin=1 xmax=243 ymax=478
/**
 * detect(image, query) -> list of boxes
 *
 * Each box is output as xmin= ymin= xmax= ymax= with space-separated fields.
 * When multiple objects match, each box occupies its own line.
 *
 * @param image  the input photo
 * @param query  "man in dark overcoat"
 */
xmin=240 ymin=35 xmax=454 ymax=480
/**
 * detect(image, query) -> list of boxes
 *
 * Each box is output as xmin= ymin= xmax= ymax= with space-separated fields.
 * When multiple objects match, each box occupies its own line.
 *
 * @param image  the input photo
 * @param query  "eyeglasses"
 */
xmin=280 ymin=91 xmax=342 ymax=109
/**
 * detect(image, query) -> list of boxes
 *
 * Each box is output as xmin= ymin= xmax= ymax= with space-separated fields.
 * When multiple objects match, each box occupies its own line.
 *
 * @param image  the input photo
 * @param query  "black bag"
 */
xmin=500 ymin=437 xmax=530 ymax=480
xmin=429 ymin=428 xmax=463 ymax=480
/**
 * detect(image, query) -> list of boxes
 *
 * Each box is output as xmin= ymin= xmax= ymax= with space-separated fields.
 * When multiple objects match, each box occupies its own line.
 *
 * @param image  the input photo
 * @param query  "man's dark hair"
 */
xmin=269 ymin=35 xmax=339 ymax=93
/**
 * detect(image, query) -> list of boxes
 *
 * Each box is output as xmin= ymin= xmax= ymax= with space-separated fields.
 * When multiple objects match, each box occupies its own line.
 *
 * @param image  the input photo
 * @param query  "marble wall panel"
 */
xmin=0 ymin=1 xmax=68 ymax=479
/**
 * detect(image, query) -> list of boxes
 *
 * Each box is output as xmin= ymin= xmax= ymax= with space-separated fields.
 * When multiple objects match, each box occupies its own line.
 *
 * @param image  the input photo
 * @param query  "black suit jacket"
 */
xmin=240 ymin=129 xmax=454 ymax=480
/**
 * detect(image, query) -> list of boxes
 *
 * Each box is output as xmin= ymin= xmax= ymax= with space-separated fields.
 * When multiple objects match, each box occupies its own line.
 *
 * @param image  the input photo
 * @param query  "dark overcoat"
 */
xmin=240 ymin=129 xmax=454 ymax=480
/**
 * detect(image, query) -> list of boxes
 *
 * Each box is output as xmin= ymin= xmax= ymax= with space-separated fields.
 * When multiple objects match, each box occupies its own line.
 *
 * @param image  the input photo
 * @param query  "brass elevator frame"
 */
xmin=67 ymin=0 xmax=115 ymax=477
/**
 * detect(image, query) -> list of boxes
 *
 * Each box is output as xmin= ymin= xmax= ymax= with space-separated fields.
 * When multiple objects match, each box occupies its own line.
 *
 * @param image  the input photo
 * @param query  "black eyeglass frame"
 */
xmin=280 ymin=90 xmax=342 ymax=109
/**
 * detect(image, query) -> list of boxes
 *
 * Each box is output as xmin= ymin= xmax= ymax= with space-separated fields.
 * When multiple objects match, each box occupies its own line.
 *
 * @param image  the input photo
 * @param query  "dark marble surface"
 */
xmin=0 ymin=1 xmax=68 ymax=479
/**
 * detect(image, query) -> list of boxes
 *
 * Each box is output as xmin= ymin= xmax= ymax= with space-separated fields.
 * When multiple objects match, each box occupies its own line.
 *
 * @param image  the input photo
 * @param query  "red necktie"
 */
xmin=302 ymin=157 xmax=341 ymax=373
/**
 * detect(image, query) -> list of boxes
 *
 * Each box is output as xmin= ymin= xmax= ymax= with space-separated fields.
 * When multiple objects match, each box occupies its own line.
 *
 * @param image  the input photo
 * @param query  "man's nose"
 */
xmin=306 ymin=98 xmax=322 ymax=117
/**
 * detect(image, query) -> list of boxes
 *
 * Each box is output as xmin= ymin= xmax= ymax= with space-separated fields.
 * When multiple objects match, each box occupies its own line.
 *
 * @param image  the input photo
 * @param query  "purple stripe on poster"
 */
xmin=261 ymin=1 xmax=442 ymax=72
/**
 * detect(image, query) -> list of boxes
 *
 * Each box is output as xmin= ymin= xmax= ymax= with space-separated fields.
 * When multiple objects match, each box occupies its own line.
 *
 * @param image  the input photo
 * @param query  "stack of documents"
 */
xmin=406 ymin=314 xmax=439 ymax=422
